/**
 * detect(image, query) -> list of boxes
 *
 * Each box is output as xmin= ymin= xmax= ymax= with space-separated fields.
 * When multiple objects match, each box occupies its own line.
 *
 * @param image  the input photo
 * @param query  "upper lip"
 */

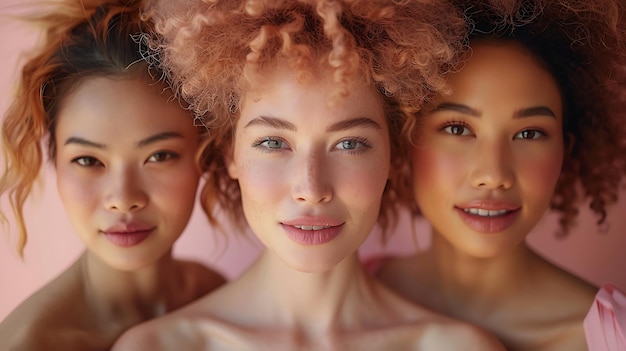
xmin=281 ymin=216 xmax=344 ymax=228
xmin=101 ymin=222 xmax=155 ymax=234
xmin=455 ymin=199 xmax=520 ymax=211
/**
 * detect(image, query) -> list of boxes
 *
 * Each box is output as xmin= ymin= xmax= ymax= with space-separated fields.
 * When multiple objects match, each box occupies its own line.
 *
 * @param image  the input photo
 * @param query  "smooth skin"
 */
xmin=378 ymin=41 xmax=596 ymax=351
xmin=112 ymin=65 xmax=505 ymax=351
xmin=0 ymin=77 xmax=225 ymax=351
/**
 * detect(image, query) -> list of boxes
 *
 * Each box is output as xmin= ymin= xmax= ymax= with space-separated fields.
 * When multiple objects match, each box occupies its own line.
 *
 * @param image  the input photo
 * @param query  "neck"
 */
xmin=240 ymin=250 xmax=377 ymax=336
xmin=78 ymin=250 xmax=179 ymax=321
xmin=429 ymin=231 xmax=539 ymax=316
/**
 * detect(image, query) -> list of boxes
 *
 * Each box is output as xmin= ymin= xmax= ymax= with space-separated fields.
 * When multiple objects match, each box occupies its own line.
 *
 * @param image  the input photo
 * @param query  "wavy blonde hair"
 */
xmin=146 ymin=0 xmax=468 ymax=238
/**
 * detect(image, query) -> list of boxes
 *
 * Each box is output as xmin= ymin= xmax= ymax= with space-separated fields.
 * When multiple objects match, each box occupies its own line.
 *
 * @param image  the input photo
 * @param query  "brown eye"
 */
xmin=147 ymin=152 xmax=178 ymax=163
xmin=72 ymin=156 xmax=103 ymax=167
xmin=515 ymin=129 xmax=545 ymax=140
xmin=443 ymin=124 xmax=471 ymax=136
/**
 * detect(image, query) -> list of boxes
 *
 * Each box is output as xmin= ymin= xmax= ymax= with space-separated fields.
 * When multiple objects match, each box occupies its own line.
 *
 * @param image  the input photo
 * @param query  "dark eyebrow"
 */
xmin=63 ymin=132 xmax=184 ymax=149
xmin=326 ymin=117 xmax=382 ymax=132
xmin=244 ymin=116 xmax=297 ymax=131
xmin=433 ymin=102 xmax=480 ymax=117
xmin=434 ymin=102 xmax=556 ymax=119
xmin=64 ymin=137 xmax=106 ymax=149
xmin=136 ymin=132 xmax=185 ymax=148
xmin=513 ymin=106 xmax=556 ymax=119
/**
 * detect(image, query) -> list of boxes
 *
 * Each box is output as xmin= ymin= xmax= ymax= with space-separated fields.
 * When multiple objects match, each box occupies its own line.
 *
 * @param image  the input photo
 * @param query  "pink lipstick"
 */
xmin=455 ymin=200 xmax=520 ymax=233
xmin=101 ymin=223 xmax=155 ymax=247
xmin=281 ymin=217 xmax=344 ymax=245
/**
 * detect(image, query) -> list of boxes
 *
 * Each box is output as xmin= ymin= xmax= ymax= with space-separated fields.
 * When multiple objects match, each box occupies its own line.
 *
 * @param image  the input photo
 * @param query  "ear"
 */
xmin=226 ymin=153 xmax=239 ymax=180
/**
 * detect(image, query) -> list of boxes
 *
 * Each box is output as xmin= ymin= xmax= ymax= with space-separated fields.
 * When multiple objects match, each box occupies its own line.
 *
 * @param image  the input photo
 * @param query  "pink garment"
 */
xmin=585 ymin=284 xmax=626 ymax=351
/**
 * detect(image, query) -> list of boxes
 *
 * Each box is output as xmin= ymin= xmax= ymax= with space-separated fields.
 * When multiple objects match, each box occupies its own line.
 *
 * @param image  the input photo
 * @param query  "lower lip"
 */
xmin=456 ymin=208 xmax=519 ymax=233
xmin=281 ymin=224 xmax=343 ymax=246
xmin=103 ymin=230 xmax=153 ymax=247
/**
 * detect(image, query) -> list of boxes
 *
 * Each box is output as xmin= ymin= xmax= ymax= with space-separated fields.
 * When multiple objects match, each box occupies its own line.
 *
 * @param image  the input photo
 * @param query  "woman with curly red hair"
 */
xmin=112 ymin=0 xmax=505 ymax=349
xmin=0 ymin=1 xmax=224 ymax=349
xmin=375 ymin=1 xmax=626 ymax=350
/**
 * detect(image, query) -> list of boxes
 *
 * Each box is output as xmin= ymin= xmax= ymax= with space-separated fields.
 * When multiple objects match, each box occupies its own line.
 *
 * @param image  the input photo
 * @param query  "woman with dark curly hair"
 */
xmin=0 ymin=1 xmax=225 ymax=349
xmin=375 ymin=1 xmax=626 ymax=350
xmin=111 ymin=0 xmax=506 ymax=349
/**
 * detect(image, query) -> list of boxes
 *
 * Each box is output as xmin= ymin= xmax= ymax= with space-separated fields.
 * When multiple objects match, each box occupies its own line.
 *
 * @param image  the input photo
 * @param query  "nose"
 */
xmin=104 ymin=167 xmax=148 ymax=212
xmin=291 ymin=150 xmax=333 ymax=204
xmin=469 ymin=139 xmax=515 ymax=190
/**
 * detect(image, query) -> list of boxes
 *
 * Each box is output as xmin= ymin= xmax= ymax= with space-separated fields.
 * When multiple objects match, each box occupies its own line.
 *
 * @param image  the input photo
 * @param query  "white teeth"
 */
xmin=464 ymin=208 xmax=508 ymax=217
xmin=294 ymin=225 xmax=330 ymax=230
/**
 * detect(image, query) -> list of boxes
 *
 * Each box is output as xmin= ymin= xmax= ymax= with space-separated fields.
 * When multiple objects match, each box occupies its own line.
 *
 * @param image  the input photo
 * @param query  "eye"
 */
xmin=334 ymin=137 xmax=370 ymax=153
xmin=441 ymin=122 xmax=472 ymax=136
xmin=514 ymin=129 xmax=546 ymax=140
xmin=252 ymin=137 xmax=289 ymax=151
xmin=147 ymin=151 xmax=179 ymax=163
xmin=71 ymin=156 xmax=103 ymax=167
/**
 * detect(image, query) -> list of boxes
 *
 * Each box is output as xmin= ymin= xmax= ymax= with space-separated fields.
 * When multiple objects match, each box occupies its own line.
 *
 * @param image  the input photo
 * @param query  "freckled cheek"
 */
xmin=236 ymin=160 xmax=288 ymax=208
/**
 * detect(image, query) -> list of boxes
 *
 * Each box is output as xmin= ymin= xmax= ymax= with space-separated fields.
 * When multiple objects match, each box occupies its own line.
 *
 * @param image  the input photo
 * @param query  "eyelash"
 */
xmin=71 ymin=156 xmax=103 ymax=167
xmin=439 ymin=120 xmax=472 ymax=136
xmin=335 ymin=137 xmax=371 ymax=155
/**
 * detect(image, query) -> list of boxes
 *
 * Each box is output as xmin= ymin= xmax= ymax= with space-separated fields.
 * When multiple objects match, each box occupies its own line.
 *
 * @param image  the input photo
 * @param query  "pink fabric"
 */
xmin=585 ymin=284 xmax=626 ymax=351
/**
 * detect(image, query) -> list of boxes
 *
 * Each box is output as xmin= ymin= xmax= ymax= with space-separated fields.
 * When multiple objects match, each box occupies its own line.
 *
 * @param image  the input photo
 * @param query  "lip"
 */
xmin=281 ymin=216 xmax=344 ymax=246
xmin=455 ymin=200 xmax=521 ymax=234
xmin=101 ymin=222 xmax=155 ymax=247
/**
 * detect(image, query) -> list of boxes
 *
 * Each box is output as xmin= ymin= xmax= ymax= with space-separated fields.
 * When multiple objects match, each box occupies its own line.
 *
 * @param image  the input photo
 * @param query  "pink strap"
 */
xmin=585 ymin=284 xmax=626 ymax=351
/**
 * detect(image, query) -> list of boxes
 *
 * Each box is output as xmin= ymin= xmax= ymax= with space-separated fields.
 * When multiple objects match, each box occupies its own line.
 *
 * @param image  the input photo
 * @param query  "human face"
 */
xmin=227 ymin=66 xmax=390 ymax=273
xmin=55 ymin=76 xmax=200 ymax=271
xmin=413 ymin=41 xmax=564 ymax=258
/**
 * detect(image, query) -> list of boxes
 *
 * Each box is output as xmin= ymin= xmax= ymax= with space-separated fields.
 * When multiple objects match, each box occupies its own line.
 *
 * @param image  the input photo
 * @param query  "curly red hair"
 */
xmin=0 ymin=0 xmax=165 ymax=256
xmin=146 ymin=0 xmax=468 ymax=237
xmin=406 ymin=0 xmax=626 ymax=235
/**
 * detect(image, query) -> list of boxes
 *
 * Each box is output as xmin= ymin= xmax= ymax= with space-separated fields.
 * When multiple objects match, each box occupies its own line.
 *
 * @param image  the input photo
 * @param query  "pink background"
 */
xmin=1 ymin=2 xmax=625 ymax=321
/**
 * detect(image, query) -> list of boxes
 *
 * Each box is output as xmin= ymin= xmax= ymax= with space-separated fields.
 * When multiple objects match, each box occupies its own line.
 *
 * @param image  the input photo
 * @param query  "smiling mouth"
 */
xmin=292 ymin=225 xmax=332 ymax=230
xmin=463 ymin=208 xmax=511 ymax=217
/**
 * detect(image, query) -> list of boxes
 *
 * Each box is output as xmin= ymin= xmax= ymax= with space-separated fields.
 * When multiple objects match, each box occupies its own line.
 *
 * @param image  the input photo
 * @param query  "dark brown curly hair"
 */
xmin=405 ymin=0 xmax=626 ymax=236
xmin=146 ymin=0 xmax=468 ymax=238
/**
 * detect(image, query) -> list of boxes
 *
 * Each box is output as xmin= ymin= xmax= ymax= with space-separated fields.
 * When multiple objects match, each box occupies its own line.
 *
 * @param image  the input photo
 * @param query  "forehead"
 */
xmin=55 ymin=76 xmax=195 ymax=137
xmin=438 ymin=40 xmax=563 ymax=117
xmin=239 ymin=65 xmax=386 ymax=127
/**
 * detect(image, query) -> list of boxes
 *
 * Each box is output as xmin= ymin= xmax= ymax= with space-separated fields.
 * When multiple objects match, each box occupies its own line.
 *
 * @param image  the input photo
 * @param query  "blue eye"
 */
xmin=72 ymin=156 xmax=103 ymax=167
xmin=336 ymin=138 xmax=369 ymax=150
xmin=514 ymin=129 xmax=545 ymax=140
xmin=253 ymin=137 xmax=289 ymax=151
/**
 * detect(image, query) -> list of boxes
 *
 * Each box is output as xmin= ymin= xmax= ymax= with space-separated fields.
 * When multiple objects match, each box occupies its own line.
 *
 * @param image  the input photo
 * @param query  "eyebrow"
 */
xmin=434 ymin=102 xmax=556 ymax=119
xmin=63 ymin=132 xmax=184 ymax=149
xmin=244 ymin=115 xmax=382 ymax=132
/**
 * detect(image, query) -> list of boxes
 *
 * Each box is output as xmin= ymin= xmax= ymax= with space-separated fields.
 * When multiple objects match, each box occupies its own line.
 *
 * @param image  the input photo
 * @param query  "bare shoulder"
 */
xmin=0 ymin=264 xmax=87 ymax=350
xmin=418 ymin=321 xmax=506 ymax=351
xmin=112 ymin=311 xmax=238 ymax=351
xmin=176 ymin=259 xmax=226 ymax=297
xmin=0 ymin=319 xmax=105 ymax=351
xmin=112 ymin=316 xmax=190 ymax=351
xmin=534 ymin=256 xmax=597 ymax=316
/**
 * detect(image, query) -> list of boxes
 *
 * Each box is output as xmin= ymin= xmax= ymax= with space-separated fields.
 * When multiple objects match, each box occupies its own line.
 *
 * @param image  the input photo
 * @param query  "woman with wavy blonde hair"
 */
xmin=112 ymin=0 xmax=505 ymax=349
xmin=0 ymin=1 xmax=224 ymax=349
xmin=375 ymin=0 xmax=626 ymax=350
